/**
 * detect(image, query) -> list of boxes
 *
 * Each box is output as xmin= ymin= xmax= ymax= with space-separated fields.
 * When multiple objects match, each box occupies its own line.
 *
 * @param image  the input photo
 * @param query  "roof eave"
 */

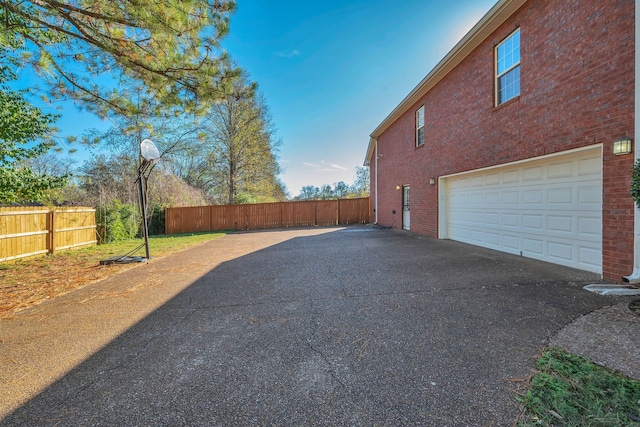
xmin=364 ymin=137 xmax=377 ymax=166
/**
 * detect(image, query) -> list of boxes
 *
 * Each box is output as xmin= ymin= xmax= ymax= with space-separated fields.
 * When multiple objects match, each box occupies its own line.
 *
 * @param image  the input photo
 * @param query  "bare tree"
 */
xmin=351 ymin=166 xmax=370 ymax=197
xmin=191 ymin=74 xmax=285 ymax=204
xmin=333 ymin=181 xmax=349 ymax=198
xmin=298 ymin=186 xmax=319 ymax=200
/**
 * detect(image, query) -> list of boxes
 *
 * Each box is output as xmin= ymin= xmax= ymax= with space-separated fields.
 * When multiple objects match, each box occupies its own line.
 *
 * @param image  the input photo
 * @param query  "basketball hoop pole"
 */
xmin=136 ymin=138 xmax=161 ymax=260
xmin=137 ymin=160 xmax=152 ymax=260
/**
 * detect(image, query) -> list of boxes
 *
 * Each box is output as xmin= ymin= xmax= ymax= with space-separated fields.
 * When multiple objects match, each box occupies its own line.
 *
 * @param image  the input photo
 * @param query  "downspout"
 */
xmin=374 ymin=139 xmax=379 ymax=224
xmin=623 ymin=2 xmax=640 ymax=283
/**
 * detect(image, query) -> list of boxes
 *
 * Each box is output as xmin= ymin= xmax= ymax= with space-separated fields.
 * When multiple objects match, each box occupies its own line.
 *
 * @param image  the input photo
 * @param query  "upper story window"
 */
xmin=495 ymin=28 xmax=520 ymax=106
xmin=416 ymin=105 xmax=425 ymax=147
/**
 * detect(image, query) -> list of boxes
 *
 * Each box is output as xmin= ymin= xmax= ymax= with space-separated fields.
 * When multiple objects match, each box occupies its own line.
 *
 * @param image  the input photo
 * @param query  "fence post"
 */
xmin=49 ymin=210 xmax=56 ymax=254
xmin=164 ymin=207 xmax=168 ymax=235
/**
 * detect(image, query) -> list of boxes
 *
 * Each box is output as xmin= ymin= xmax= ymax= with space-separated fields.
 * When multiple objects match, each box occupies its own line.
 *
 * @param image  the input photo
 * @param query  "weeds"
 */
xmin=517 ymin=347 xmax=640 ymax=426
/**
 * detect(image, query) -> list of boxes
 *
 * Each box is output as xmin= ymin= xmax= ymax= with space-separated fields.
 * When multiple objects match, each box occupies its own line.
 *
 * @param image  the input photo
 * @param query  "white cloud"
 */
xmin=303 ymin=160 xmax=348 ymax=172
xmin=274 ymin=49 xmax=301 ymax=58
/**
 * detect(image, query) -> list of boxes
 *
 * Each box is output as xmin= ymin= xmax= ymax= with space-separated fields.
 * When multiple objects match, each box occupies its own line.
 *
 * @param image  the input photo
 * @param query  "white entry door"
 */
xmin=402 ymin=186 xmax=410 ymax=230
xmin=443 ymin=148 xmax=602 ymax=273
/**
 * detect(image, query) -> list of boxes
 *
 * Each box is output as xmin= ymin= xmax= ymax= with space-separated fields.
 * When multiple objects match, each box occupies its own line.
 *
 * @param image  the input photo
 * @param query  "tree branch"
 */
xmin=24 ymin=33 xmax=131 ymax=116
xmin=36 ymin=0 xmax=137 ymax=27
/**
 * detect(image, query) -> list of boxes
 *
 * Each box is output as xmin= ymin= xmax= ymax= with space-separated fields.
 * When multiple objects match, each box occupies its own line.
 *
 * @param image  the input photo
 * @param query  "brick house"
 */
xmin=364 ymin=0 xmax=636 ymax=282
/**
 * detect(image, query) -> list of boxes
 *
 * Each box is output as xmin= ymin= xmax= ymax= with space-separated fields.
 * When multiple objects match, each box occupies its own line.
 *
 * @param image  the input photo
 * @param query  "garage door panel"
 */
xmin=548 ymin=188 xmax=573 ymax=204
xmin=523 ymin=238 xmax=544 ymax=255
xmin=502 ymin=191 xmax=519 ymax=204
xmin=578 ymin=217 xmax=600 ymax=236
xmin=579 ymin=247 xmax=601 ymax=268
xmin=471 ymin=212 xmax=484 ymax=223
xmin=578 ymin=185 xmax=601 ymax=204
xmin=502 ymin=170 xmax=520 ymax=183
xmin=449 ymin=226 xmax=469 ymax=240
xmin=522 ymin=214 xmax=543 ymax=230
xmin=445 ymin=149 xmax=602 ymax=273
xmin=579 ymin=157 xmax=601 ymax=175
xmin=548 ymin=161 xmax=574 ymax=178
xmin=486 ymin=232 xmax=500 ymax=246
xmin=523 ymin=166 xmax=544 ymax=181
xmin=486 ymin=173 xmax=501 ymax=185
xmin=502 ymin=213 xmax=519 ymax=227
xmin=486 ymin=212 xmax=500 ymax=224
xmin=470 ymin=176 xmax=484 ymax=187
xmin=547 ymin=215 xmax=573 ymax=232
xmin=471 ymin=229 xmax=485 ymax=243
xmin=485 ymin=192 xmax=500 ymax=204
xmin=503 ymin=235 xmax=520 ymax=250
xmin=523 ymin=189 xmax=543 ymax=204
xmin=450 ymin=192 xmax=468 ymax=205
xmin=548 ymin=241 xmax=574 ymax=262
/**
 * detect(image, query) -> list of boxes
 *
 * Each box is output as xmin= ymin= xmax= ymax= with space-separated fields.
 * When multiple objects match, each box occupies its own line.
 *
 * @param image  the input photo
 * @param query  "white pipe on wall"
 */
xmin=374 ymin=140 xmax=379 ymax=224
xmin=623 ymin=1 xmax=640 ymax=283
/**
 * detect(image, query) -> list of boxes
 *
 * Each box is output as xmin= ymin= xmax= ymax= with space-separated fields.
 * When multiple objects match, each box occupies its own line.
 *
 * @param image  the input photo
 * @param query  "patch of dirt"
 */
xmin=550 ymin=302 xmax=640 ymax=381
xmin=0 ymin=256 xmax=137 ymax=319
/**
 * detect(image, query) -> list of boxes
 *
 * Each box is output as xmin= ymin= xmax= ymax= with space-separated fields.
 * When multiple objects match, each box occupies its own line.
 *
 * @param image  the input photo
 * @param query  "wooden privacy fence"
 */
xmin=0 ymin=207 xmax=97 ymax=262
xmin=165 ymin=197 xmax=370 ymax=234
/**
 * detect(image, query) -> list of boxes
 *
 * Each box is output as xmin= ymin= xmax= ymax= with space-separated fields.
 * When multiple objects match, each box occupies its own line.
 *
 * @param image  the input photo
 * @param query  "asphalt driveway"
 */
xmin=0 ymin=225 xmax=622 ymax=426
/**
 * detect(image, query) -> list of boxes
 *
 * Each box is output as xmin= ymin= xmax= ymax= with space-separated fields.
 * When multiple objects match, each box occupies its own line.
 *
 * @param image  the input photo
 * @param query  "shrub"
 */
xmin=631 ymin=158 xmax=640 ymax=208
xmin=235 ymin=192 xmax=259 ymax=204
xmin=96 ymin=199 xmax=140 ymax=243
xmin=148 ymin=204 xmax=166 ymax=235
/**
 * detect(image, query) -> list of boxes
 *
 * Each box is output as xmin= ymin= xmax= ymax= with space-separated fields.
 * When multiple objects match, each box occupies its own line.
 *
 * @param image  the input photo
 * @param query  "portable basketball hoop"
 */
xmin=100 ymin=139 xmax=161 ymax=265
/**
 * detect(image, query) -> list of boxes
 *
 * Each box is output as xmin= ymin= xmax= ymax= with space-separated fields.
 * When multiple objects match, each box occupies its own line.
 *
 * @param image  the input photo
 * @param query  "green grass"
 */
xmin=80 ymin=231 xmax=229 ymax=260
xmin=518 ymin=347 xmax=640 ymax=426
xmin=1 ymin=231 xmax=228 ymax=271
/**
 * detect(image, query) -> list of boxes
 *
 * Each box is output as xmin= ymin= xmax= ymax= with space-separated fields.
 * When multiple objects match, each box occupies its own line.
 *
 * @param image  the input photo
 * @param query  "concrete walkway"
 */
xmin=0 ymin=226 xmax=629 ymax=426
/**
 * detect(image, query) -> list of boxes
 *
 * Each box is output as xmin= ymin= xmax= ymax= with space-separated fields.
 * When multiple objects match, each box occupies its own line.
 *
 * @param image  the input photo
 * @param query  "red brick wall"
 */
xmin=370 ymin=0 xmax=634 ymax=281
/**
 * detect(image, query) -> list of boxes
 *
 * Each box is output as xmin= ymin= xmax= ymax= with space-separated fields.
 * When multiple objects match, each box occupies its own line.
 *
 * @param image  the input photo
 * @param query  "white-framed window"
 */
xmin=416 ymin=105 xmax=425 ymax=147
xmin=495 ymin=28 xmax=520 ymax=106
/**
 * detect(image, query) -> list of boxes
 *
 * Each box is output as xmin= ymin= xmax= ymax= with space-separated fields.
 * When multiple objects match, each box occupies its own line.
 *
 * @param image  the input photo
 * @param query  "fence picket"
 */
xmin=0 ymin=207 xmax=97 ymax=262
xmin=165 ymin=198 xmax=370 ymax=234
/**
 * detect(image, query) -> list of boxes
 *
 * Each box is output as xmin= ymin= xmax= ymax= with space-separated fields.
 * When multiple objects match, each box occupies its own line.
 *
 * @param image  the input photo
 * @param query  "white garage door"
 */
xmin=444 ymin=148 xmax=602 ymax=273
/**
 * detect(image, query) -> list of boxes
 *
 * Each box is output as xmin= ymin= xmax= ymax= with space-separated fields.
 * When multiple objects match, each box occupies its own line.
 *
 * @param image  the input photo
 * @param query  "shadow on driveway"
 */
xmin=0 ymin=226 xmax=621 ymax=426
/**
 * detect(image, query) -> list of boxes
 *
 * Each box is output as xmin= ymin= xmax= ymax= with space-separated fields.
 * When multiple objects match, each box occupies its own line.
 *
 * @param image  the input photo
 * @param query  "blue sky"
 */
xmin=28 ymin=0 xmax=498 ymax=197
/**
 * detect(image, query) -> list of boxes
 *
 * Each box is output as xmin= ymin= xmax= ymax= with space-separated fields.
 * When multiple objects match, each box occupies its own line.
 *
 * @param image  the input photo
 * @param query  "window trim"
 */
xmin=415 ymin=105 xmax=425 ymax=147
xmin=494 ymin=28 xmax=521 ymax=107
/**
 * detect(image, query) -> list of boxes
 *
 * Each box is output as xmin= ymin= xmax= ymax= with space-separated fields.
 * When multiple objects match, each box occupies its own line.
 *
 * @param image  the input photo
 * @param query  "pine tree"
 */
xmin=1 ymin=0 xmax=242 ymax=116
